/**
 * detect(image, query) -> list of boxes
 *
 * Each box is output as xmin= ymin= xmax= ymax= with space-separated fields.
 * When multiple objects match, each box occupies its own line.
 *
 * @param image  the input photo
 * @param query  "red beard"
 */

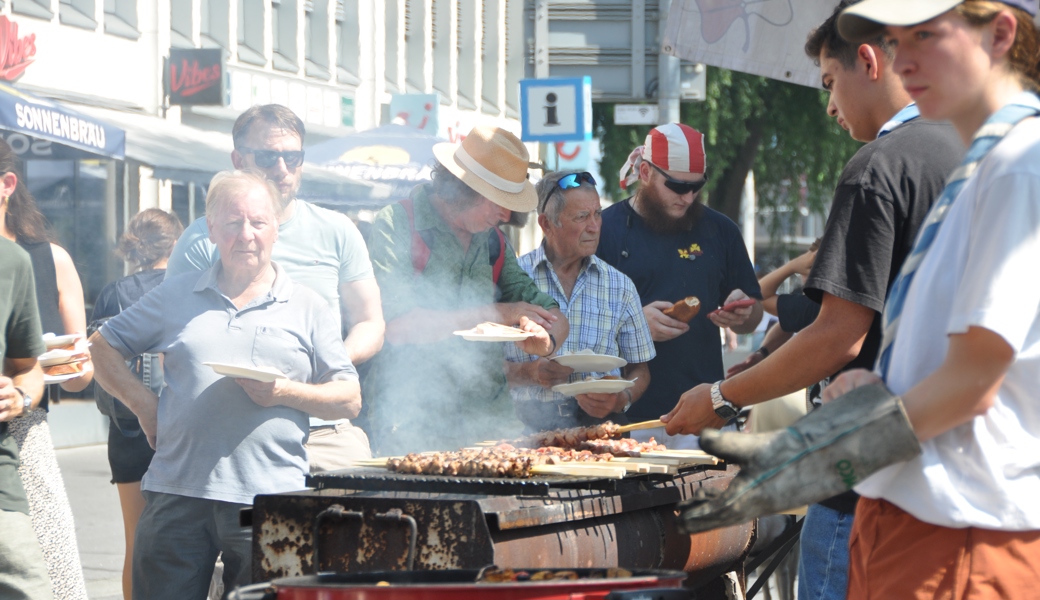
xmin=633 ymin=185 xmax=703 ymax=234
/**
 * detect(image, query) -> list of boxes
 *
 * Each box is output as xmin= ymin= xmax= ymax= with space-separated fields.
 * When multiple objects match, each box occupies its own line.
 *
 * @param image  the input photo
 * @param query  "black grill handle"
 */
xmin=313 ymin=504 xmax=363 ymax=574
xmin=375 ymin=508 xmax=419 ymax=571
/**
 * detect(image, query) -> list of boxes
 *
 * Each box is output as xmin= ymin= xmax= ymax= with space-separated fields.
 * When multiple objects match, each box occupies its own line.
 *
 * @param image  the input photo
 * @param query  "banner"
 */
xmin=662 ymin=1 xmax=837 ymax=89
xmin=0 ymin=83 xmax=124 ymax=159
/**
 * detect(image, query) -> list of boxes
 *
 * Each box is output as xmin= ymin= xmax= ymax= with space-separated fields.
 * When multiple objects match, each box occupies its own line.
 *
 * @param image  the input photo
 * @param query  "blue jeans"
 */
xmin=798 ymin=503 xmax=854 ymax=600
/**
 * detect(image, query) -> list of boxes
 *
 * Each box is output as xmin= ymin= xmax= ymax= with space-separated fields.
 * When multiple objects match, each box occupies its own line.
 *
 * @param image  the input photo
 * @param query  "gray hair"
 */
xmin=205 ymin=170 xmax=282 ymax=221
xmin=534 ymin=170 xmax=594 ymax=226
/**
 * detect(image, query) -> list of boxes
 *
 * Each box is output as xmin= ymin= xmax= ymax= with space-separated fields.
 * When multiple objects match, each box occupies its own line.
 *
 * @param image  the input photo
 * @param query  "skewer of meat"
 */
xmin=578 ymin=437 xmax=667 ymax=457
xmin=385 ymin=446 xmax=614 ymax=478
xmin=513 ymin=422 xmax=622 ymax=449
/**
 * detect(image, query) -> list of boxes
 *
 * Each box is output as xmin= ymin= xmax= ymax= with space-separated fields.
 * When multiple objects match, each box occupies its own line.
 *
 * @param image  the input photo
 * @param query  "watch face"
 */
xmin=714 ymin=404 xmax=739 ymax=420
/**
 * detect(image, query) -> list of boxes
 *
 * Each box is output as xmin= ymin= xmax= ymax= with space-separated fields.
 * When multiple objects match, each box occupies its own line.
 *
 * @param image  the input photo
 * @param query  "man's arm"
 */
xmin=90 ymin=332 xmax=160 ymax=447
xmin=339 ymin=278 xmax=385 ymax=364
xmin=51 ymin=244 xmax=94 ymax=392
xmin=574 ymin=361 xmax=650 ymax=419
xmin=236 ymin=378 xmax=361 ymax=421
xmin=662 ymin=292 xmax=875 ymax=435
xmin=0 ymin=359 xmax=44 ymax=421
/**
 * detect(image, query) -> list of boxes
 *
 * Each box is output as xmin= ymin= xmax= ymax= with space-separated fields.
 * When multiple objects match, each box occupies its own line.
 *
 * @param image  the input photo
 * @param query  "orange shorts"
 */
xmin=849 ymin=497 xmax=1040 ymax=600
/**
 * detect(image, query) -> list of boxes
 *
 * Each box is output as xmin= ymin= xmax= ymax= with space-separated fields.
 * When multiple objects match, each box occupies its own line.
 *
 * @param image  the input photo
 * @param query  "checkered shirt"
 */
xmin=505 ymin=244 xmax=656 ymax=403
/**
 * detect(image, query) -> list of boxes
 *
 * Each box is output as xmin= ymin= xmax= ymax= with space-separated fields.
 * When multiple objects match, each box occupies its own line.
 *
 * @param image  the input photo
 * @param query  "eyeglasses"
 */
xmin=239 ymin=147 xmax=306 ymax=169
xmin=538 ymin=172 xmax=597 ymax=213
xmin=648 ymin=162 xmax=707 ymax=196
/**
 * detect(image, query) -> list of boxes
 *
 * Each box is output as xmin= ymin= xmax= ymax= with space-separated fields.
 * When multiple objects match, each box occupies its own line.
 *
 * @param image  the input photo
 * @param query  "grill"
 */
xmin=248 ymin=462 xmax=754 ymax=596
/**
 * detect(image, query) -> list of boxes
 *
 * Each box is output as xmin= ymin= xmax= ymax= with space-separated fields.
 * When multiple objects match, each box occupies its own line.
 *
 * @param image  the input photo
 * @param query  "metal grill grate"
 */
xmin=307 ymin=466 xmax=631 ymax=496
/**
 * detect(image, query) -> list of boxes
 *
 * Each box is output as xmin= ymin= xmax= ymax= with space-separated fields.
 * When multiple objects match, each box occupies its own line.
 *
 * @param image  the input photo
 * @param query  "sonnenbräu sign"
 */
xmin=0 ymin=82 xmax=125 ymax=159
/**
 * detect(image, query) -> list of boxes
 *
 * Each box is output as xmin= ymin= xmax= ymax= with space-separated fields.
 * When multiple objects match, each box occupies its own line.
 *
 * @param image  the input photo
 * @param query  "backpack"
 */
xmin=400 ymin=198 xmax=506 ymax=284
xmin=87 ymin=287 xmax=164 ymax=436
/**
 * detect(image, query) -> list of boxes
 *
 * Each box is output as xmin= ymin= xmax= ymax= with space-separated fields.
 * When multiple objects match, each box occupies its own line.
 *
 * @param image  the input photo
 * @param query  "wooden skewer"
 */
xmin=531 ymin=464 xmax=627 ymax=479
xmin=616 ymin=419 xmax=665 ymax=433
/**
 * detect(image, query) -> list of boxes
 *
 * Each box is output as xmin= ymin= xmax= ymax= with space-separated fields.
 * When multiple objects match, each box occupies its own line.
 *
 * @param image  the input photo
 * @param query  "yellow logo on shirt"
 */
xmin=678 ymin=243 xmax=703 ymax=260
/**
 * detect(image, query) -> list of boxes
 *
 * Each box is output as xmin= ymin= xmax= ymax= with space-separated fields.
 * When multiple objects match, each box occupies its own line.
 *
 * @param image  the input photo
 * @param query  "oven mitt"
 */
xmin=678 ymin=383 xmax=921 ymax=534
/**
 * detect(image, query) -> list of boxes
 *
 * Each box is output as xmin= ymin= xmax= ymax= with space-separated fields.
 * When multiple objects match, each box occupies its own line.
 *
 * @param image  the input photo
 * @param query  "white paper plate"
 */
xmin=44 ymin=372 xmax=84 ymax=384
xmin=453 ymin=329 xmax=533 ymax=342
xmin=552 ymin=378 xmax=636 ymax=396
xmin=551 ymin=351 xmax=627 ymax=372
xmin=39 ymin=349 xmax=81 ymax=367
xmin=43 ymin=333 xmax=83 ymax=348
xmin=203 ymin=362 xmax=287 ymax=383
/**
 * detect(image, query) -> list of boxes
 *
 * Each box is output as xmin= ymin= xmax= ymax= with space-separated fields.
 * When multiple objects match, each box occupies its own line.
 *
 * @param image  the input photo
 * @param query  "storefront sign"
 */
xmin=0 ymin=16 xmax=36 ymax=82
xmin=168 ymin=48 xmax=227 ymax=106
xmin=0 ymin=82 xmax=125 ymax=159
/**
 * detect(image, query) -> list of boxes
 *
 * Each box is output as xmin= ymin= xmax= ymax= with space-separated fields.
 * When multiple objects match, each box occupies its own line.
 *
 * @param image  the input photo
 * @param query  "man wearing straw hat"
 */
xmin=364 ymin=126 xmax=569 ymax=455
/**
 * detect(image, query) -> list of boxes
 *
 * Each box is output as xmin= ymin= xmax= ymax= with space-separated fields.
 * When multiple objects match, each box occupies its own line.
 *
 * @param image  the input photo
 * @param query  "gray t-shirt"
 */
xmin=166 ymin=199 xmax=374 ymax=334
xmin=100 ymin=263 xmax=358 ymax=504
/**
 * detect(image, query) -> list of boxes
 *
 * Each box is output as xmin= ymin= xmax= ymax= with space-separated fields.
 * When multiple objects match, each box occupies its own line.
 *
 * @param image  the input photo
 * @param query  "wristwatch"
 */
xmin=621 ymin=389 xmax=634 ymax=413
xmin=710 ymin=380 xmax=739 ymax=421
xmin=14 ymin=387 xmax=31 ymax=417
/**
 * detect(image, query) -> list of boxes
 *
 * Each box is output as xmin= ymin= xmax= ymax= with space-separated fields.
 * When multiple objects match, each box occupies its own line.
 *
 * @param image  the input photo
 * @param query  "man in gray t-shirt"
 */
xmin=167 ymin=104 xmax=383 ymax=471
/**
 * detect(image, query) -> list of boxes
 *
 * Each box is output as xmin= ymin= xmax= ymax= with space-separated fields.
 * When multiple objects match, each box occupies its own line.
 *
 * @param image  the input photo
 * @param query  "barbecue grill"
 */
xmin=247 ymin=462 xmax=755 ymax=596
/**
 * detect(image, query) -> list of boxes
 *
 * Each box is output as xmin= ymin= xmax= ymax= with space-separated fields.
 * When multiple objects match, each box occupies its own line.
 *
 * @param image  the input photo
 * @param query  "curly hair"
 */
xmin=116 ymin=209 xmax=184 ymax=269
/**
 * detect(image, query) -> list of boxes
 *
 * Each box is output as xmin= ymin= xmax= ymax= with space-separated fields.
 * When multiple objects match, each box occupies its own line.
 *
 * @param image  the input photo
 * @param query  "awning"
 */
xmin=0 ymin=83 xmax=125 ymax=159
xmin=74 ymin=105 xmax=387 ymax=202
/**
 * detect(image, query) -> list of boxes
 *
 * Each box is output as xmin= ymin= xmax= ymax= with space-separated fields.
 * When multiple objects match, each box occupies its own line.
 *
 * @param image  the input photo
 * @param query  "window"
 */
xmin=238 ymin=0 xmax=265 ymax=65
xmin=404 ymin=0 xmax=426 ymax=93
xmin=335 ymin=0 xmax=360 ymax=85
xmin=272 ymin=0 xmax=299 ymax=72
xmin=201 ymin=0 xmax=230 ymax=50
xmin=456 ymin=0 xmax=476 ymax=109
xmin=481 ymin=0 xmax=502 ymax=114
xmin=170 ymin=0 xmax=192 ymax=47
xmin=104 ymin=0 xmax=139 ymax=39
xmin=305 ymin=0 xmax=330 ymax=78
xmin=13 ymin=0 xmax=54 ymax=20
xmin=504 ymin=0 xmax=522 ymax=118
xmin=431 ymin=0 xmax=450 ymax=101
xmin=60 ymin=0 xmax=96 ymax=30
xmin=385 ymin=0 xmax=400 ymax=93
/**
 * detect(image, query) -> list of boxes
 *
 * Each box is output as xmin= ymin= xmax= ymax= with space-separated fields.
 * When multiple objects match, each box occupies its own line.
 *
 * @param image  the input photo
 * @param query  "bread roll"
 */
xmin=663 ymin=296 xmax=701 ymax=323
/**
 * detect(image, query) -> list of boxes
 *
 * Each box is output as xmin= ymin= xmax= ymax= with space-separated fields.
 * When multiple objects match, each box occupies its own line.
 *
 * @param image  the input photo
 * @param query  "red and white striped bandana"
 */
xmin=619 ymin=123 xmax=706 ymax=190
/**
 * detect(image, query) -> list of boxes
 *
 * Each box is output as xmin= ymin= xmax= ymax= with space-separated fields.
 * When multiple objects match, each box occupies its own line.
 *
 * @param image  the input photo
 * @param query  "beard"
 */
xmin=634 ymin=185 xmax=703 ymax=234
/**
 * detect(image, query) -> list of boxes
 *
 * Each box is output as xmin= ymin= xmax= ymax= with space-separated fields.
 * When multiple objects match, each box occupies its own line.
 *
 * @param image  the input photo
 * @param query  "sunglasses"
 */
xmin=648 ymin=162 xmax=707 ymax=196
xmin=538 ymin=172 xmax=598 ymax=213
xmin=239 ymin=147 xmax=306 ymax=169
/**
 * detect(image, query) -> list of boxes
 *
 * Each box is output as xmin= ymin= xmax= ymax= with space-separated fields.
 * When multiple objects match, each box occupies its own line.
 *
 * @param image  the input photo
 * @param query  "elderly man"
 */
xmin=167 ymin=104 xmax=381 ymax=471
xmin=0 ymin=238 xmax=52 ymax=600
xmin=505 ymin=171 xmax=654 ymax=431
xmin=597 ymin=123 xmax=762 ymax=447
xmin=364 ymin=126 xmax=569 ymax=454
xmin=92 ymin=171 xmax=360 ymax=599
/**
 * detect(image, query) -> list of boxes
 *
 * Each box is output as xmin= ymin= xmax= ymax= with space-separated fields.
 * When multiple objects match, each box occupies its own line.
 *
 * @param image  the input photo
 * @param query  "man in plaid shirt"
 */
xmin=505 ymin=171 xmax=655 ymax=432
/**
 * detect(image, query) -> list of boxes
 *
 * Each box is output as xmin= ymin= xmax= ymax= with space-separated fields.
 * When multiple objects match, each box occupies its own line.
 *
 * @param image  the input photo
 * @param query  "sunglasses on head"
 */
xmin=239 ymin=148 xmax=306 ymax=169
xmin=538 ymin=172 xmax=598 ymax=213
xmin=648 ymin=162 xmax=707 ymax=196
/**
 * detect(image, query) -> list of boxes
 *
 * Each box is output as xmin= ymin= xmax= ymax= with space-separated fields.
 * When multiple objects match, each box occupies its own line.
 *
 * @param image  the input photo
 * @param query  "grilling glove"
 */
xmin=678 ymin=383 xmax=921 ymax=534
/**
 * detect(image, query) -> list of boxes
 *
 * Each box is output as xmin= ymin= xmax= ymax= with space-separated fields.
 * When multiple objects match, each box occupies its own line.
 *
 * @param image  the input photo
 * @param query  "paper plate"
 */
xmin=552 ymin=378 xmax=636 ymax=396
xmin=203 ymin=362 xmax=287 ymax=383
xmin=39 ymin=349 xmax=81 ymax=367
xmin=551 ymin=351 xmax=627 ymax=372
xmin=44 ymin=372 xmax=85 ymax=384
xmin=453 ymin=328 xmax=533 ymax=342
xmin=43 ymin=333 xmax=83 ymax=348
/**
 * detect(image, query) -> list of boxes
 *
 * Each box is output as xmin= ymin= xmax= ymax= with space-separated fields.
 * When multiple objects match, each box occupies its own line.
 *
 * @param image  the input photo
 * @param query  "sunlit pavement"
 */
xmin=58 ymin=444 xmax=124 ymax=600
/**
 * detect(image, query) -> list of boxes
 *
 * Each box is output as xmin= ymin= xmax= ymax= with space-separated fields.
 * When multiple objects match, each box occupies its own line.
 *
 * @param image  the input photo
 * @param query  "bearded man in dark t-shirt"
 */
xmin=597 ymin=123 xmax=763 ymax=444
xmin=660 ymin=3 xmax=964 ymax=599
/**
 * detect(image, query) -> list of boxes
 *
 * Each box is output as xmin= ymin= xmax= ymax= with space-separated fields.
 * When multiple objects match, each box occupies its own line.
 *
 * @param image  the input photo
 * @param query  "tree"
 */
xmin=595 ymin=67 xmax=861 ymax=243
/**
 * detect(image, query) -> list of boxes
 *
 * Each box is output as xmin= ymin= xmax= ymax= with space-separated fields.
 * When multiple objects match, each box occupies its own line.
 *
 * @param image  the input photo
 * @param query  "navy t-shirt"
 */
xmin=597 ymin=200 xmax=761 ymax=420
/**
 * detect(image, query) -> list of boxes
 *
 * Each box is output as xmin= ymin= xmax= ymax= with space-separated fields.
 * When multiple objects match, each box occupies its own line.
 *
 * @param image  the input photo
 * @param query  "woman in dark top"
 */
xmin=90 ymin=208 xmax=182 ymax=600
xmin=0 ymin=138 xmax=90 ymax=599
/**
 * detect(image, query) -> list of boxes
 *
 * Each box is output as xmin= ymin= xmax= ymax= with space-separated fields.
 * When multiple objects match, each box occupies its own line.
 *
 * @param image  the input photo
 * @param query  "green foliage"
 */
xmin=594 ymin=66 xmax=862 ymax=227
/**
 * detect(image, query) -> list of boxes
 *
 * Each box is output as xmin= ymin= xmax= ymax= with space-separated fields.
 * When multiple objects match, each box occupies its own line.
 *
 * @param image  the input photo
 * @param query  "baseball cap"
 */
xmin=839 ymin=0 xmax=1039 ymax=42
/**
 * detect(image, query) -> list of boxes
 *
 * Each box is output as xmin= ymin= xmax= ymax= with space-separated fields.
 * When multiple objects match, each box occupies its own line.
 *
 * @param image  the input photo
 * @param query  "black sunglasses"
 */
xmin=538 ymin=172 xmax=598 ymax=213
xmin=239 ymin=147 xmax=306 ymax=169
xmin=648 ymin=162 xmax=707 ymax=196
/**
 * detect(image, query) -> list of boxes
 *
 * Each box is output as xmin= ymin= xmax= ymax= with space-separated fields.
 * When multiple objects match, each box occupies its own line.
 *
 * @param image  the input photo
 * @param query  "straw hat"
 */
xmin=432 ymin=126 xmax=537 ymax=212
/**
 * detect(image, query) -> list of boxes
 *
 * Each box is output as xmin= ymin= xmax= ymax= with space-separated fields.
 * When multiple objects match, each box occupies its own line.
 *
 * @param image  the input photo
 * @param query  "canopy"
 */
xmin=306 ymin=123 xmax=445 ymax=204
xmin=75 ymin=105 xmax=385 ymax=201
xmin=0 ymin=82 xmax=125 ymax=158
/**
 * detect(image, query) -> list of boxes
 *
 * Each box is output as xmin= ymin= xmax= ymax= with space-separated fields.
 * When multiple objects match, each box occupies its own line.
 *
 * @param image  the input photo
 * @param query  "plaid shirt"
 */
xmin=506 ymin=244 xmax=656 ymax=403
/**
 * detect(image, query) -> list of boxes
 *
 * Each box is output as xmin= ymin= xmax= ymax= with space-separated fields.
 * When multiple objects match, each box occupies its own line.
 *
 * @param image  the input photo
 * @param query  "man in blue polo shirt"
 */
xmin=597 ymin=123 xmax=762 ymax=446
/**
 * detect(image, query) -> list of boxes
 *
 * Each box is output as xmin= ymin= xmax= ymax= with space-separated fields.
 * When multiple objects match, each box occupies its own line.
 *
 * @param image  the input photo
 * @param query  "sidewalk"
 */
xmin=57 ymin=444 xmax=125 ymax=600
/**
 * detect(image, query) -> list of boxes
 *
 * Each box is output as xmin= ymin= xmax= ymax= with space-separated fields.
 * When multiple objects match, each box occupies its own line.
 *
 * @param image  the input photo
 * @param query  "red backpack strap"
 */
xmin=491 ymin=227 xmax=506 ymax=284
xmin=400 ymin=198 xmax=430 ymax=275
